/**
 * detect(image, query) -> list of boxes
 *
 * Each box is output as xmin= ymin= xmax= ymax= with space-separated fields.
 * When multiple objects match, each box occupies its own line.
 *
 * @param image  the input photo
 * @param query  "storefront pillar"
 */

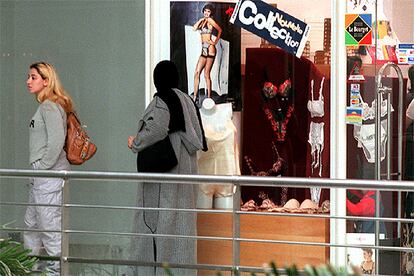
xmin=145 ymin=0 xmax=170 ymax=104
xmin=329 ymin=0 xmax=347 ymax=268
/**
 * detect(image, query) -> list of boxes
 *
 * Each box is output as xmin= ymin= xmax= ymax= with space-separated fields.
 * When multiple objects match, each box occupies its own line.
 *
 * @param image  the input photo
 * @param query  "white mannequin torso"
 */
xmin=197 ymin=101 xmax=240 ymax=209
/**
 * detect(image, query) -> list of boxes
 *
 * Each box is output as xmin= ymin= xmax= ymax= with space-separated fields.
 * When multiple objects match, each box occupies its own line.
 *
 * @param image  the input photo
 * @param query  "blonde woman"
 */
xmin=360 ymin=248 xmax=375 ymax=275
xmin=193 ymin=3 xmax=222 ymax=103
xmin=25 ymin=61 xmax=74 ymax=275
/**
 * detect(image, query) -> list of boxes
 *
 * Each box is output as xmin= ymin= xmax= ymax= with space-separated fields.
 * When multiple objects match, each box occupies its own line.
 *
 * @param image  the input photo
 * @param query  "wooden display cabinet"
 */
xmin=197 ymin=213 xmax=330 ymax=275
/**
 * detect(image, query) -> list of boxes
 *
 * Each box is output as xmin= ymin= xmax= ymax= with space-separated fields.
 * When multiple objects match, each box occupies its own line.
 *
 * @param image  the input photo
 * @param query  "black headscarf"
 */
xmin=153 ymin=60 xmax=186 ymax=133
xmin=153 ymin=60 xmax=208 ymax=151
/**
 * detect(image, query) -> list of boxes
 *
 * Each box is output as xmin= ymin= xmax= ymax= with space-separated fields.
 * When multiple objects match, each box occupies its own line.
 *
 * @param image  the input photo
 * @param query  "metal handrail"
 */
xmin=1 ymin=168 xmax=414 ymax=190
xmin=1 ymin=168 xmax=414 ymax=275
xmin=375 ymin=62 xmax=405 ymax=274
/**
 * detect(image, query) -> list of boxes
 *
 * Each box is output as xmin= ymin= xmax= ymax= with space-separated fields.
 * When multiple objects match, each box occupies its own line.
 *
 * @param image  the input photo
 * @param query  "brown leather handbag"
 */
xmin=65 ymin=112 xmax=97 ymax=165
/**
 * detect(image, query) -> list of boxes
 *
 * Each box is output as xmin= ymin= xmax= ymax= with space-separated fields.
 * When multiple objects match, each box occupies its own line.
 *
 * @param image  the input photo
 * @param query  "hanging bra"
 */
xmin=262 ymin=82 xmax=278 ymax=99
xmin=262 ymin=79 xmax=294 ymax=142
xmin=278 ymin=79 xmax=291 ymax=97
xmin=307 ymin=77 xmax=325 ymax=118
xmin=262 ymin=79 xmax=292 ymax=99
xmin=360 ymin=94 xmax=394 ymax=121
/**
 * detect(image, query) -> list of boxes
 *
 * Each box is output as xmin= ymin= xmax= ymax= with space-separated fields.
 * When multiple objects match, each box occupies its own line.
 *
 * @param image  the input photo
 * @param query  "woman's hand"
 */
xmin=209 ymin=18 xmax=222 ymax=43
xmin=209 ymin=39 xmax=216 ymax=46
xmin=193 ymin=18 xmax=204 ymax=31
xmin=128 ymin=136 xmax=136 ymax=149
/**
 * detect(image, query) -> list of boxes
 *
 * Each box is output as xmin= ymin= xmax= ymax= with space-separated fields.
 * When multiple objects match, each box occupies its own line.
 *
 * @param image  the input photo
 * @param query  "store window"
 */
xmin=150 ymin=0 xmax=414 ymax=273
xmin=345 ymin=0 xmax=414 ymax=274
xmin=150 ymin=0 xmax=334 ymax=269
xmin=155 ymin=0 xmax=332 ymax=206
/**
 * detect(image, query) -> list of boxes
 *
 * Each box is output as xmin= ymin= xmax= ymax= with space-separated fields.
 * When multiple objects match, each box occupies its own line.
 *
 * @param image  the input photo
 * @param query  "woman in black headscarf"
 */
xmin=128 ymin=60 xmax=206 ymax=275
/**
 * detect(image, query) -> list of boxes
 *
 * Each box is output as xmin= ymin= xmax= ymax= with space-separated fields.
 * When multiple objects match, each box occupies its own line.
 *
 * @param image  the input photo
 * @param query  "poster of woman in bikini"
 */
xmin=170 ymin=1 xmax=241 ymax=110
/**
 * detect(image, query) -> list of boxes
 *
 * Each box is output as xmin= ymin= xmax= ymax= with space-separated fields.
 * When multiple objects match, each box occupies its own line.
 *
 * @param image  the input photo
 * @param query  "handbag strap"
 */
xmin=68 ymin=111 xmax=82 ymax=124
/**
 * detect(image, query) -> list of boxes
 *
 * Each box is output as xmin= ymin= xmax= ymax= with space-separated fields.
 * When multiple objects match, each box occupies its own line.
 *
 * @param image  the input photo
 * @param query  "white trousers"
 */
xmin=24 ymin=177 xmax=64 ymax=275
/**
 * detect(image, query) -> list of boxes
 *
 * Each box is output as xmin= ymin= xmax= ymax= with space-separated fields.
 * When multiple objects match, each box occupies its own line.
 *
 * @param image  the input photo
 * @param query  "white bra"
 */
xmin=307 ymin=77 xmax=325 ymax=118
xmin=360 ymin=94 xmax=394 ymax=121
xmin=353 ymin=121 xmax=387 ymax=163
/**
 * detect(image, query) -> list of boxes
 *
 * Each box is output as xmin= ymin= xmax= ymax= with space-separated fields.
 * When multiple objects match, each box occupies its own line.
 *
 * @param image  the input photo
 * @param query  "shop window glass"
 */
xmin=345 ymin=1 xmax=414 ymax=274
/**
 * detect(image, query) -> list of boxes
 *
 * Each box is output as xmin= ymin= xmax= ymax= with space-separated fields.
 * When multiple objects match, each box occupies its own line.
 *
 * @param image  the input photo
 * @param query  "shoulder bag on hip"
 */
xmin=136 ymin=136 xmax=178 ymax=172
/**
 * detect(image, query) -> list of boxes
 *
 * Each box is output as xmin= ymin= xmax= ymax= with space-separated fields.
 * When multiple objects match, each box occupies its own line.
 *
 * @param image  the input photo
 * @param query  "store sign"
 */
xmin=229 ymin=0 xmax=310 ymax=58
xmin=346 ymin=107 xmax=363 ymax=125
xmin=348 ymin=61 xmax=365 ymax=81
xmin=350 ymin=84 xmax=361 ymax=106
xmin=345 ymin=14 xmax=372 ymax=46
xmin=346 ymin=0 xmax=375 ymax=14
xmin=397 ymin=44 xmax=414 ymax=64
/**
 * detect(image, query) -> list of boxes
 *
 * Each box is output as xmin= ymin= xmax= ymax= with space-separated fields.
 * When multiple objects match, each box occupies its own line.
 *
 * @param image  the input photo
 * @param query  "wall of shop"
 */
xmin=390 ymin=0 xmax=414 ymax=42
xmin=0 ymin=0 xmax=146 ymax=260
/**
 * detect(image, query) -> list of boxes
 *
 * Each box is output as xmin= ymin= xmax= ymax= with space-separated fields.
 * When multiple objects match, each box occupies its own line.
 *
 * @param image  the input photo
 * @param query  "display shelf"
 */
xmin=197 ymin=213 xmax=330 ymax=275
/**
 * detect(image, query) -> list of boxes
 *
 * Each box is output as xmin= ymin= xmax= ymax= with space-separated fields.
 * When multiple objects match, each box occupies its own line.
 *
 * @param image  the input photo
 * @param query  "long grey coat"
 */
xmin=130 ymin=89 xmax=204 ymax=276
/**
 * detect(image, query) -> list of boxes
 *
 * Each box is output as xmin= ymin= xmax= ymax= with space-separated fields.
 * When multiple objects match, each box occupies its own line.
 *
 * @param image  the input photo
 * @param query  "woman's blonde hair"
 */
xmin=30 ymin=61 xmax=74 ymax=113
xmin=363 ymin=248 xmax=373 ymax=255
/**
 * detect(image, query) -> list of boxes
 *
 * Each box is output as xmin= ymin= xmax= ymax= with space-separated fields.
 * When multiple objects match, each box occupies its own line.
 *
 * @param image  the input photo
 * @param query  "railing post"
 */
xmin=232 ymin=183 xmax=241 ymax=275
xmin=61 ymin=178 xmax=69 ymax=276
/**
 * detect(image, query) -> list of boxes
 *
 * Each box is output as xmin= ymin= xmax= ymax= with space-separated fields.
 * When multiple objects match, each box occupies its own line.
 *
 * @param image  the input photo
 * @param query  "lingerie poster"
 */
xmin=346 ymin=233 xmax=377 ymax=275
xmin=170 ymin=1 xmax=242 ymax=111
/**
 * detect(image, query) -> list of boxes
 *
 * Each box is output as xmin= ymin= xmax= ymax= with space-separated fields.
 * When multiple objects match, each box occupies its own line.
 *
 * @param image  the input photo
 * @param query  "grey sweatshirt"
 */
xmin=29 ymin=100 xmax=67 ymax=169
